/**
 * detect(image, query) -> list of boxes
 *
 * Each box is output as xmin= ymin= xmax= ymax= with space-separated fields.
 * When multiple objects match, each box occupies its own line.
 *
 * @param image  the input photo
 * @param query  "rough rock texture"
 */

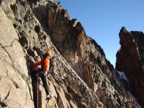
xmin=0 ymin=0 xmax=142 ymax=108
xmin=116 ymin=27 xmax=144 ymax=108
xmin=0 ymin=7 xmax=34 ymax=108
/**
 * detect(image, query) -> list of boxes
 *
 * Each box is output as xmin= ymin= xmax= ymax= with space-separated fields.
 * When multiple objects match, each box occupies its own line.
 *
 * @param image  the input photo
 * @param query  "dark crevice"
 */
xmin=67 ymin=85 xmax=82 ymax=108
xmin=11 ymin=78 xmax=20 ymax=88
xmin=55 ymin=88 xmax=63 ymax=108
xmin=32 ymin=75 xmax=39 ymax=108
xmin=35 ymin=25 xmax=40 ymax=33
xmin=0 ymin=100 xmax=8 ymax=107
xmin=4 ymin=88 xmax=11 ymax=100
xmin=0 ymin=0 xmax=2 ymax=5
xmin=27 ymin=48 xmax=35 ymax=56
xmin=29 ymin=66 xmax=42 ymax=108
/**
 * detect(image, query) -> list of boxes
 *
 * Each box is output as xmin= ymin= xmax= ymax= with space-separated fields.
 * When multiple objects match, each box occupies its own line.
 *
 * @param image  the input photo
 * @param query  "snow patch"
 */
xmin=117 ymin=71 xmax=129 ymax=82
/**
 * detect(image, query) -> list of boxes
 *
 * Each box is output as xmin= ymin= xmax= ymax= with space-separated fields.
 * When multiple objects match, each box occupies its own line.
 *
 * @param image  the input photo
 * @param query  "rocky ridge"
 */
xmin=116 ymin=27 xmax=144 ymax=108
xmin=0 ymin=0 xmax=142 ymax=108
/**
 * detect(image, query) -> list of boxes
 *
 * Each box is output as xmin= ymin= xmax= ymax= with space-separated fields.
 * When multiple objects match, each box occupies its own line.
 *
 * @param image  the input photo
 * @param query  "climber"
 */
xmin=32 ymin=50 xmax=52 ymax=100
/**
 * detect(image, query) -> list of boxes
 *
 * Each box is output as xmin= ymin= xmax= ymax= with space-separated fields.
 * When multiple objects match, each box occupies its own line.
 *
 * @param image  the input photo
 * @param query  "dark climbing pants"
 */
xmin=40 ymin=74 xmax=49 ymax=95
xmin=33 ymin=69 xmax=50 ymax=95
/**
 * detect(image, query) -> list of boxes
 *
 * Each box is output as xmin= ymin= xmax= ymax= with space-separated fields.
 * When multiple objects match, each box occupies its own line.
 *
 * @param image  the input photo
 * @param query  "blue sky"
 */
xmin=55 ymin=0 xmax=144 ymax=66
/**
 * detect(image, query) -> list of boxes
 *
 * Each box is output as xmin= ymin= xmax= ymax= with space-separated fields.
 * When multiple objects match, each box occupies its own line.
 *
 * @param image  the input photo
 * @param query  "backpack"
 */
xmin=49 ymin=57 xmax=54 ymax=74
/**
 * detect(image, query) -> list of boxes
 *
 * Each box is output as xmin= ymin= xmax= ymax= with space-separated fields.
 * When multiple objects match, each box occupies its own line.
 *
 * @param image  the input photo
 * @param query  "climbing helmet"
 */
xmin=45 ymin=50 xmax=52 ymax=56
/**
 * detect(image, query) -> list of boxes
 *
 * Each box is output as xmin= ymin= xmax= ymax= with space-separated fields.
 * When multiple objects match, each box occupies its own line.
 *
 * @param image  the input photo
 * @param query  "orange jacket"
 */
xmin=33 ymin=58 xmax=50 ymax=72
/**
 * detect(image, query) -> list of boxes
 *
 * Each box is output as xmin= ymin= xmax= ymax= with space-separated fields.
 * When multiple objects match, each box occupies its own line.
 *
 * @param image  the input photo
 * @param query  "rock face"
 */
xmin=116 ymin=27 xmax=144 ymax=108
xmin=0 ymin=7 xmax=34 ymax=108
xmin=0 ymin=0 xmax=142 ymax=108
